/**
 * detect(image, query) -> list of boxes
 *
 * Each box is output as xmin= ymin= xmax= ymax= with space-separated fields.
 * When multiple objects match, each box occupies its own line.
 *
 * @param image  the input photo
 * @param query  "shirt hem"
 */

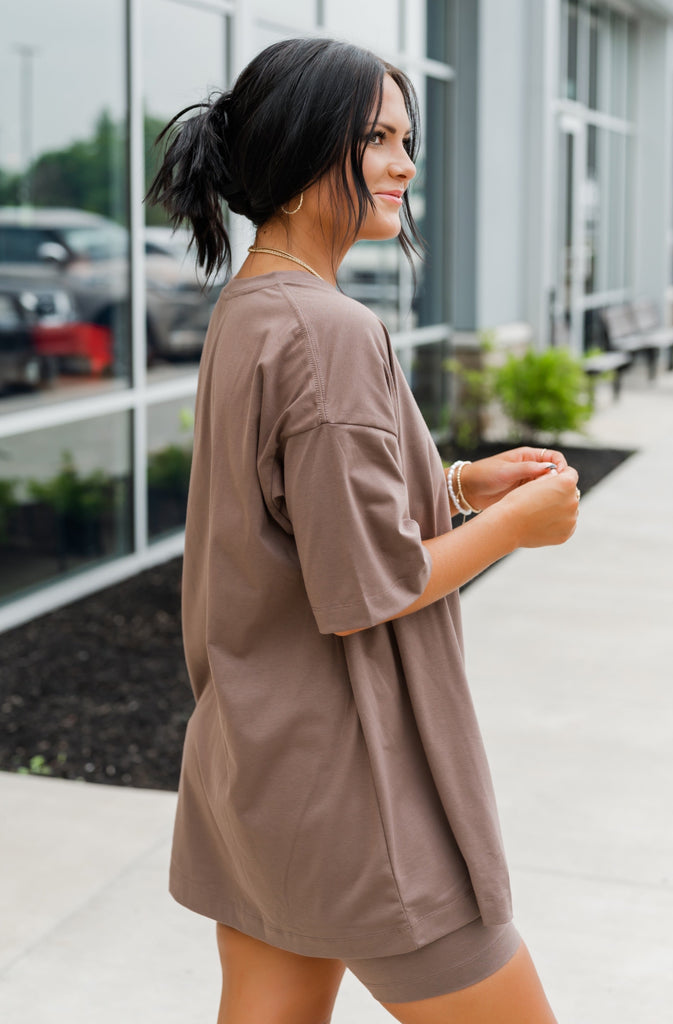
xmin=169 ymin=860 xmax=506 ymax=959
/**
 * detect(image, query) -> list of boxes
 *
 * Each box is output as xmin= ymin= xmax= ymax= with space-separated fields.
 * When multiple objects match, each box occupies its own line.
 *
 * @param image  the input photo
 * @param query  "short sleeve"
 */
xmin=282 ymin=422 xmax=432 ymax=634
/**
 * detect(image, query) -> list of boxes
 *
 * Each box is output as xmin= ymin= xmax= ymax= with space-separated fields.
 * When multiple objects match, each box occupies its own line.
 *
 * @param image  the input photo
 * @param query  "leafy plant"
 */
xmin=493 ymin=347 xmax=593 ymax=440
xmin=0 ymin=478 xmax=17 ymax=543
xmin=445 ymin=331 xmax=496 ymax=449
xmin=17 ymin=754 xmax=52 ymax=776
xmin=28 ymin=452 xmax=109 ymax=519
xmin=147 ymin=444 xmax=192 ymax=498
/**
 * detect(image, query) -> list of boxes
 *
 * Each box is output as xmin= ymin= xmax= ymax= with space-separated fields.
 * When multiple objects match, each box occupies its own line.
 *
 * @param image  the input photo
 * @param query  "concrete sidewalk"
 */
xmin=2 ymin=372 xmax=672 ymax=1023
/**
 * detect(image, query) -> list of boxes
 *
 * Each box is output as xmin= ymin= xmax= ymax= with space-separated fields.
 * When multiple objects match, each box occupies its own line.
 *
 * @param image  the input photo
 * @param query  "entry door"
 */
xmin=555 ymin=115 xmax=587 ymax=354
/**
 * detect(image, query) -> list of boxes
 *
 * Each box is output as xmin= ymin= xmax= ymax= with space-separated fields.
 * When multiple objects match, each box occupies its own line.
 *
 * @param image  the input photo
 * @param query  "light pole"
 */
xmin=13 ymin=43 xmax=38 ymax=205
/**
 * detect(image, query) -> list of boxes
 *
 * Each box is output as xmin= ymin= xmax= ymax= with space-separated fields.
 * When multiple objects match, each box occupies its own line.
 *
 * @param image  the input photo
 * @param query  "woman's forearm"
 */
xmin=335 ymin=503 xmax=518 ymax=636
xmin=335 ymin=465 xmax=579 ymax=636
xmin=409 ymin=503 xmax=520 ymax=614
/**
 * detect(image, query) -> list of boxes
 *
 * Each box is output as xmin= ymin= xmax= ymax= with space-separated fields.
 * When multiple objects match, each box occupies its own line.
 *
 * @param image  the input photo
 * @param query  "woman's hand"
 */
xmin=458 ymin=446 xmax=569 ymax=511
xmin=495 ymin=462 xmax=580 ymax=548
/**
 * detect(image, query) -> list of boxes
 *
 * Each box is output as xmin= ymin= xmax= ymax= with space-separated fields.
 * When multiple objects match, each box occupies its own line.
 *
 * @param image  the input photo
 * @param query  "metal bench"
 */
xmin=629 ymin=299 xmax=673 ymax=371
xmin=583 ymin=349 xmax=632 ymax=400
xmin=600 ymin=303 xmax=671 ymax=380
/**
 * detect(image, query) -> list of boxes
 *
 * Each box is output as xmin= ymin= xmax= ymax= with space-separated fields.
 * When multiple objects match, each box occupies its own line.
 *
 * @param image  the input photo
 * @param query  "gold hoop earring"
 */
xmin=281 ymin=192 xmax=303 ymax=215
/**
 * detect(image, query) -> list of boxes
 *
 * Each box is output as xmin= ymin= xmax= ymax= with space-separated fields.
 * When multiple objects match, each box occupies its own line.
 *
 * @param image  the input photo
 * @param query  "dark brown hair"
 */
xmin=146 ymin=37 xmax=422 ymax=280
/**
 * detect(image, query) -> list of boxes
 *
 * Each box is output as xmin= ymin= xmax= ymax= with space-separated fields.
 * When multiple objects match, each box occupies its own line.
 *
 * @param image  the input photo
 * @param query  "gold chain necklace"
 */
xmin=247 ymin=246 xmax=324 ymax=281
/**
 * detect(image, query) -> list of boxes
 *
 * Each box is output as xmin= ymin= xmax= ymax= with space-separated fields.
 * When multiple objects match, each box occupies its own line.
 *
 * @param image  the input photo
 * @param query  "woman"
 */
xmin=148 ymin=37 xmax=579 ymax=1024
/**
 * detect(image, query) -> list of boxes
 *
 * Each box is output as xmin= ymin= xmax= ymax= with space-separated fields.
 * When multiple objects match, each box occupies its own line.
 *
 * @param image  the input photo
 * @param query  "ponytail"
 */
xmin=145 ymin=94 xmax=234 ymax=281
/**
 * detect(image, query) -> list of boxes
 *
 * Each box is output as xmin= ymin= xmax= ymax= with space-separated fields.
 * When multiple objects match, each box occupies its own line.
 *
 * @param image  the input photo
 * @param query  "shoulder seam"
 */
xmin=277 ymin=280 xmax=328 ymax=424
xmin=284 ymin=421 xmax=398 ymax=443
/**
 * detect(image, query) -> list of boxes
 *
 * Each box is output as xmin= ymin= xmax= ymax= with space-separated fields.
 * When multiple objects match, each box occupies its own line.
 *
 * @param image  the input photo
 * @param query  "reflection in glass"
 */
xmin=607 ymin=132 xmax=627 ymax=291
xmin=398 ymin=340 xmax=450 ymax=436
xmin=555 ymin=127 xmax=576 ymax=343
xmin=147 ymin=397 xmax=195 ymax=540
xmin=416 ymin=76 xmax=448 ymax=328
xmin=339 ymin=239 xmax=404 ymax=332
xmin=584 ymin=124 xmax=600 ymax=294
xmin=426 ymin=0 xmax=448 ymax=63
xmin=588 ymin=5 xmax=600 ymax=111
xmin=142 ymin=0 xmax=227 ymax=370
xmin=609 ymin=11 xmax=629 ymax=120
xmin=0 ymin=412 xmax=132 ymax=601
xmin=0 ymin=0 xmax=129 ymax=400
xmin=564 ymin=0 xmax=579 ymax=101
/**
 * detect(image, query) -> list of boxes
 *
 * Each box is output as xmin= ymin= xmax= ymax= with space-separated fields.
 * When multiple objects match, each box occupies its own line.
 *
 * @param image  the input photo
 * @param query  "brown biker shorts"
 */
xmin=343 ymin=918 xmax=521 ymax=1004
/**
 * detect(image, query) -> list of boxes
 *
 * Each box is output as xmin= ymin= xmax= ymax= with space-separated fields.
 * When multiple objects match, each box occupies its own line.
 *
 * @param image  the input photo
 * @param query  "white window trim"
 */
xmin=579 ymin=286 xmax=633 ymax=310
xmin=0 ymin=534 xmax=186 ymax=634
xmin=163 ymin=0 xmax=234 ymax=14
xmin=553 ymin=97 xmax=635 ymax=136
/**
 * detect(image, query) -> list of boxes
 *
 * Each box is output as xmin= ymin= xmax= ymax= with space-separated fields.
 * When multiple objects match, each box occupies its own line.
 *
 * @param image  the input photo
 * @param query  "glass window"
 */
xmin=339 ymin=239 xmax=405 ymax=332
xmin=588 ymin=5 xmax=601 ymax=111
xmin=426 ymin=0 xmax=448 ymax=63
xmin=609 ymin=11 xmax=629 ymax=120
xmin=142 ymin=0 xmax=228 ymax=373
xmin=397 ymin=339 xmax=450 ymax=436
xmin=563 ymin=0 xmax=580 ymax=101
xmin=555 ymin=127 xmax=577 ymax=332
xmin=0 ymin=412 xmax=132 ymax=602
xmin=415 ymin=75 xmax=449 ymax=328
xmin=583 ymin=124 xmax=601 ymax=295
xmin=147 ymin=397 xmax=194 ymax=540
xmin=325 ymin=0 xmax=400 ymax=52
xmin=0 ymin=0 xmax=129 ymax=404
xmin=607 ymin=132 xmax=627 ymax=290
xmin=626 ymin=18 xmax=637 ymax=121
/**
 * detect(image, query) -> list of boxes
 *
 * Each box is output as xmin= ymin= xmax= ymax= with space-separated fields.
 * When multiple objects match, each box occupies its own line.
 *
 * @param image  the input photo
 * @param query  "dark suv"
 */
xmin=0 ymin=207 xmax=218 ymax=375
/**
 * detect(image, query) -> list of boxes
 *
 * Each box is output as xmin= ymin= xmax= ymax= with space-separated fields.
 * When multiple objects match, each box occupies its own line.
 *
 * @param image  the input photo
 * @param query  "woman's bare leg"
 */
xmin=380 ymin=941 xmax=558 ymax=1024
xmin=216 ymin=923 xmax=346 ymax=1024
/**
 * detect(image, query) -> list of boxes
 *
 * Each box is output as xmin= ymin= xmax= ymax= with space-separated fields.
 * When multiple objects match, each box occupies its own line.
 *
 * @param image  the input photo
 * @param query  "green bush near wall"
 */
xmin=493 ymin=347 xmax=593 ymax=440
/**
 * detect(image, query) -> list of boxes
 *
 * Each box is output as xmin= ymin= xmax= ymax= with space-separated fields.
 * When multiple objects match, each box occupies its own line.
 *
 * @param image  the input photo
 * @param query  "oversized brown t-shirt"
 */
xmin=171 ymin=271 xmax=512 ymax=958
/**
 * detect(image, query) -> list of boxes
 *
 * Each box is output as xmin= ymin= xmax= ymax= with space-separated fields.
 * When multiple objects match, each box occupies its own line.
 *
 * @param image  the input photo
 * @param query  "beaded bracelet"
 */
xmin=446 ymin=460 xmax=481 ymax=516
xmin=455 ymin=460 xmax=481 ymax=514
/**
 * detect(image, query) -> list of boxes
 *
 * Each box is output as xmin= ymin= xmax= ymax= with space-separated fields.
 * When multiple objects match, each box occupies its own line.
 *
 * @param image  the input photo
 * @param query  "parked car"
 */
xmin=0 ymin=287 xmax=56 ymax=391
xmin=0 ymin=207 xmax=219 ymax=375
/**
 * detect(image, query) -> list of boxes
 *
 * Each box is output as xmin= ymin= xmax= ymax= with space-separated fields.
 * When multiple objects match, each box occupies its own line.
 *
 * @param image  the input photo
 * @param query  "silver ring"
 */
xmin=576 ymin=488 xmax=581 ymax=500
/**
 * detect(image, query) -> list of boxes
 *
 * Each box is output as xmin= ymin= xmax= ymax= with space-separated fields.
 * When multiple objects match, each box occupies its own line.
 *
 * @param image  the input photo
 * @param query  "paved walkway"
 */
xmin=2 ymin=371 xmax=672 ymax=1023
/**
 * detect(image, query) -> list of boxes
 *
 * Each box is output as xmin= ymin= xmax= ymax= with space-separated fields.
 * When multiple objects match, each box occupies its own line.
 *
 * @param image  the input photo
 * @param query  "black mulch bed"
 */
xmin=0 ymin=442 xmax=634 ymax=793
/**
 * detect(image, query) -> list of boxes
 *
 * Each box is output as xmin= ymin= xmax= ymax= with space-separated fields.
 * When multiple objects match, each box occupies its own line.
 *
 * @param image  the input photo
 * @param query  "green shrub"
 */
xmin=28 ymin=452 xmax=109 ymax=518
xmin=445 ymin=332 xmax=496 ymax=449
xmin=493 ymin=347 xmax=593 ymax=440
xmin=147 ymin=444 xmax=192 ymax=498
xmin=0 ymin=478 xmax=17 ymax=543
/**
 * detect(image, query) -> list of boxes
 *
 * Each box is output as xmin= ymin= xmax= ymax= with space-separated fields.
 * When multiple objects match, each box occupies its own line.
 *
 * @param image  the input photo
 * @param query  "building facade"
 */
xmin=452 ymin=0 xmax=673 ymax=357
xmin=0 ymin=0 xmax=671 ymax=631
